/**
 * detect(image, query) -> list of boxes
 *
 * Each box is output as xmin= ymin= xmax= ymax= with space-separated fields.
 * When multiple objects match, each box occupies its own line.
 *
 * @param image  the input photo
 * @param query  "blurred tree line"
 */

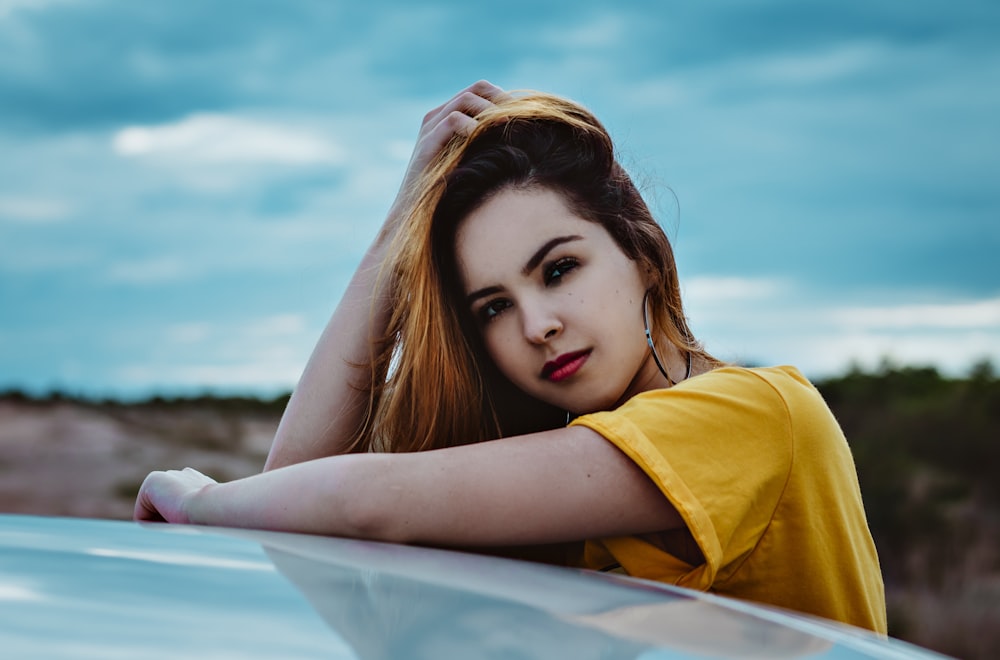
xmin=818 ymin=359 xmax=999 ymax=655
xmin=819 ymin=359 xmax=999 ymax=584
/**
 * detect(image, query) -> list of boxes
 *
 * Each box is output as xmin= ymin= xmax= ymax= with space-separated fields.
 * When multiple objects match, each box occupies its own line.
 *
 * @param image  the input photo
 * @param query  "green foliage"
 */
xmin=817 ymin=360 xmax=1000 ymax=587
xmin=0 ymin=388 xmax=292 ymax=414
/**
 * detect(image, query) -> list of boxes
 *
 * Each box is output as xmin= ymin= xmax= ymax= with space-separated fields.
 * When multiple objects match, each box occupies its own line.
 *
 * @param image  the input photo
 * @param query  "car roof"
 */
xmin=0 ymin=514 xmax=945 ymax=659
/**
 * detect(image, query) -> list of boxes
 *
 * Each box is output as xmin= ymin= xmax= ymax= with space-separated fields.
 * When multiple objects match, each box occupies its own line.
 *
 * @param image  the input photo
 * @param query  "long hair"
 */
xmin=355 ymin=93 xmax=722 ymax=453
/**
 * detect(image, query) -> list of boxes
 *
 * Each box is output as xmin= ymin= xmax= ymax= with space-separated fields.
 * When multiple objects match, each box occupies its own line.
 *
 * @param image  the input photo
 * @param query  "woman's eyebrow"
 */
xmin=466 ymin=285 xmax=502 ymax=306
xmin=521 ymin=235 xmax=583 ymax=276
xmin=466 ymin=235 xmax=584 ymax=306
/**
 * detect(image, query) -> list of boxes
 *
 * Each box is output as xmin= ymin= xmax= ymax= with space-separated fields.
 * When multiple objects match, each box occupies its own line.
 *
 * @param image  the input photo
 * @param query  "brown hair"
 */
xmin=356 ymin=93 xmax=721 ymax=453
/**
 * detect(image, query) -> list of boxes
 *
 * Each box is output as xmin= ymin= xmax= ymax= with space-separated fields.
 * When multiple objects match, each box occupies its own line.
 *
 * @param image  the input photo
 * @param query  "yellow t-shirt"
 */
xmin=569 ymin=365 xmax=887 ymax=633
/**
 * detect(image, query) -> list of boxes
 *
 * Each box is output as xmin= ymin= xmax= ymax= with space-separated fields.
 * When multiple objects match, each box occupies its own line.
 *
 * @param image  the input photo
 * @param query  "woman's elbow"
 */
xmin=336 ymin=496 xmax=414 ymax=543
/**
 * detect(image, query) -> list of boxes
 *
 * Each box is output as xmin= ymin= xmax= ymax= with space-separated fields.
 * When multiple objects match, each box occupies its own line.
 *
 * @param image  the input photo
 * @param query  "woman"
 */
xmin=135 ymin=82 xmax=887 ymax=632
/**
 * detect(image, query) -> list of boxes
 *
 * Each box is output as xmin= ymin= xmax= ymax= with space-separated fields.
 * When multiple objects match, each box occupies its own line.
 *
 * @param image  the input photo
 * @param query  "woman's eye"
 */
xmin=479 ymin=299 xmax=512 ymax=323
xmin=544 ymin=257 xmax=579 ymax=285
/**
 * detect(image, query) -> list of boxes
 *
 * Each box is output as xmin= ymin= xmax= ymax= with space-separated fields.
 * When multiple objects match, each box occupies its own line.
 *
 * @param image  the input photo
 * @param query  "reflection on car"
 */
xmin=0 ymin=515 xmax=947 ymax=658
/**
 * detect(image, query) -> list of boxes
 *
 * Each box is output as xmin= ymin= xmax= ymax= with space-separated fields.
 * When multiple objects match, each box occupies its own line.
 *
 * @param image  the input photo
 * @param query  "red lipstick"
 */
xmin=541 ymin=350 xmax=591 ymax=382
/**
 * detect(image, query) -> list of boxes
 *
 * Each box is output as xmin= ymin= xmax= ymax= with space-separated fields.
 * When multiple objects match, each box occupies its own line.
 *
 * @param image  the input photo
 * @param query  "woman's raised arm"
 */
xmin=263 ymin=81 xmax=509 ymax=470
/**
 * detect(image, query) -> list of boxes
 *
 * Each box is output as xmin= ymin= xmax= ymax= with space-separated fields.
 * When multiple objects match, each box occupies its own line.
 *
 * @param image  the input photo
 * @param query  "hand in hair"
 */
xmin=386 ymin=80 xmax=510 ymax=241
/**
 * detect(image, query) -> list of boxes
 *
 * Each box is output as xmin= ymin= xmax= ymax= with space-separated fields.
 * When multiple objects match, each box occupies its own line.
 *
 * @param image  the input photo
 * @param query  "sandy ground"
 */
xmin=0 ymin=399 xmax=279 ymax=520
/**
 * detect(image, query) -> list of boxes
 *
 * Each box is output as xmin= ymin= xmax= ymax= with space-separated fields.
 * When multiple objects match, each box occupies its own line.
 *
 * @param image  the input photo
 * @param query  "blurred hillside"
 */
xmin=0 ymin=392 xmax=286 ymax=519
xmin=1 ymin=362 xmax=997 ymax=658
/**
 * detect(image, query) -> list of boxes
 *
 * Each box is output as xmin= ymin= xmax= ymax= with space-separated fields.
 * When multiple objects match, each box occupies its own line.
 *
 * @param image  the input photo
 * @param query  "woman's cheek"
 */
xmin=486 ymin=331 xmax=523 ymax=384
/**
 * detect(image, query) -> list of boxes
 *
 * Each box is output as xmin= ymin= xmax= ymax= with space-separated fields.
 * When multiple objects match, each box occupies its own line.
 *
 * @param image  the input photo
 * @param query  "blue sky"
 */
xmin=1 ymin=0 xmax=998 ymax=397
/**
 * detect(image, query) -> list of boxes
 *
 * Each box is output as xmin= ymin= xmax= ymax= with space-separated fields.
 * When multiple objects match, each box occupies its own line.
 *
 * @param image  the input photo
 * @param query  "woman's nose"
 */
xmin=522 ymin=303 xmax=562 ymax=344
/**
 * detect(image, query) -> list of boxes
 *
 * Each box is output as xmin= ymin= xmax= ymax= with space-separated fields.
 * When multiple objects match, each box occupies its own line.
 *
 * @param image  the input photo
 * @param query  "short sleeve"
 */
xmin=569 ymin=367 xmax=794 ymax=590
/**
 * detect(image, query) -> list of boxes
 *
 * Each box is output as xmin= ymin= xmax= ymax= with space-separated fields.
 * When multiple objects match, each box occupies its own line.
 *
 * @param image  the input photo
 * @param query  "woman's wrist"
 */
xmin=182 ymin=481 xmax=218 ymax=526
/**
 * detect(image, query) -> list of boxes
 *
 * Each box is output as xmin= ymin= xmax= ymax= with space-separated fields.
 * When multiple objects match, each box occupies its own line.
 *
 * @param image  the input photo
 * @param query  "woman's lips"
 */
xmin=541 ymin=350 xmax=591 ymax=382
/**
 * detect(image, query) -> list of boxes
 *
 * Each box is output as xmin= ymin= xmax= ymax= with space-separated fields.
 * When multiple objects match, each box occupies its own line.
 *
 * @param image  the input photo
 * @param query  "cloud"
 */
xmin=755 ymin=329 xmax=1000 ymax=378
xmin=0 ymin=582 xmax=44 ymax=602
xmin=0 ymin=195 xmax=71 ymax=222
xmin=164 ymin=322 xmax=213 ymax=344
xmin=105 ymin=257 xmax=192 ymax=285
xmin=0 ymin=3 xmax=369 ymax=130
xmin=536 ymin=12 xmax=628 ymax=50
xmin=166 ymin=314 xmax=307 ymax=342
xmin=0 ymin=243 xmax=96 ymax=273
xmin=116 ymin=361 xmax=304 ymax=391
xmin=741 ymin=41 xmax=884 ymax=85
xmin=0 ymin=0 xmax=70 ymax=19
xmin=626 ymin=40 xmax=889 ymax=110
xmin=243 ymin=313 xmax=306 ymax=338
xmin=112 ymin=113 xmax=344 ymax=165
xmin=829 ymin=298 xmax=1000 ymax=330
xmin=685 ymin=279 xmax=1000 ymax=377
xmin=122 ymin=313 xmax=313 ymax=390
xmin=683 ymin=276 xmax=789 ymax=303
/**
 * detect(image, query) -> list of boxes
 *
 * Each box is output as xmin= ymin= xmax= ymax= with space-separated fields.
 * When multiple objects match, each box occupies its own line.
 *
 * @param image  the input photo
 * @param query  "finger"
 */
xmin=466 ymin=79 xmax=510 ymax=103
xmin=395 ymin=81 xmax=509 ymax=198
xmin=134 ymin=504 xmax=166 ymax=523
xmin=421 ymin=91 xmax=493 ymax=136
xmin=134 ymin=474 xmax=151 ymax=521
xmin=133 ymin=488 xmax=165 ymax=522
xmin=421 ymin=80 xmax=507 ymax=126
xmin=419 ymin=110 xmax=477 ymax=155
xmin=420 ymin=78 xmax=511 ymax=134
xmin=415 ymin=91 xmax=498 ymax=161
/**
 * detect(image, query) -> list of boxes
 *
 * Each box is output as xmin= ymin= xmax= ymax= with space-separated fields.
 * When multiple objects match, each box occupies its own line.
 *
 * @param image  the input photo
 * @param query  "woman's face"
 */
xmin=454 ymin=186 xmax=670 ymax=414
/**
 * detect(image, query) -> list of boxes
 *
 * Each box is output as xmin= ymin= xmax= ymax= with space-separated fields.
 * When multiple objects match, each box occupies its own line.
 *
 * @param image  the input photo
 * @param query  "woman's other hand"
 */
xmin=134 ymin=467 xmax=217 ymax=524
xmin=385 ymin=80 xmax=509 ymax=236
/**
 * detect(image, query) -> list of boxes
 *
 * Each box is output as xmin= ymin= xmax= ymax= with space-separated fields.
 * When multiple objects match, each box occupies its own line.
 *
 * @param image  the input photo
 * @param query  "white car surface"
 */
xmin=0 ymin=514 xmax=948 ymax=659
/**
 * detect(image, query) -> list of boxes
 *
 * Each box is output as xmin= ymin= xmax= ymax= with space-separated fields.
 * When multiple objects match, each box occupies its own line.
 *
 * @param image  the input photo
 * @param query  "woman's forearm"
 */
xmin=191 ymin=454 xmax=391 ymax=537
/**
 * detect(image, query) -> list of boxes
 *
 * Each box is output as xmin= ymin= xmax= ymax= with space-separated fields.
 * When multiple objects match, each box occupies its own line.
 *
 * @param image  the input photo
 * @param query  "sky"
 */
xmin=1 ymin=0 xmax=998 ymax=398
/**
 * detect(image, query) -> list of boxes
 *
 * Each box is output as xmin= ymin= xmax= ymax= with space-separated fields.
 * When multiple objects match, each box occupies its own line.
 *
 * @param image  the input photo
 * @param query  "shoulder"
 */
xmin=616 ymin=364 xmax=817 ymax=424
xmin=678 ymin=364 xmax=815 ymax=397
xmin=569 ymin=365 xmax=837 ymax=482
xmin=571 ymin=365 xmax=815 ymax=462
